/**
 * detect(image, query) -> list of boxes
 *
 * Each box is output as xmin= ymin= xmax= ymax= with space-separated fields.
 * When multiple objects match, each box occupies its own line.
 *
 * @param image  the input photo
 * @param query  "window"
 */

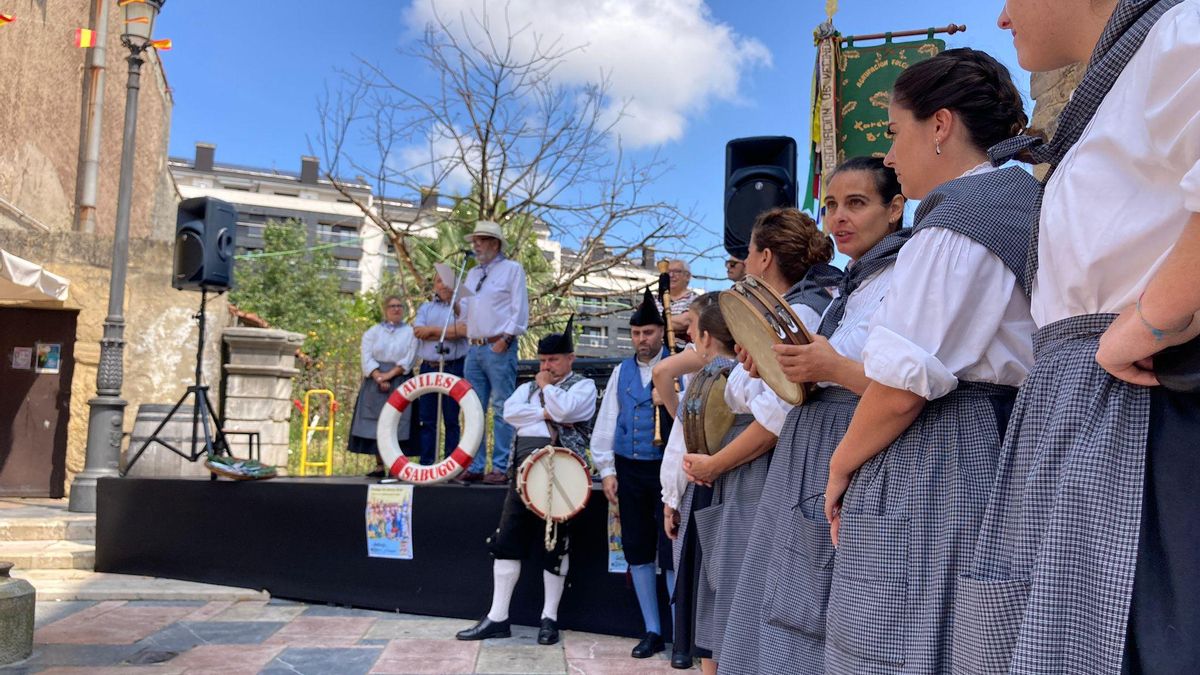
xmin=578 ymin=325 xmax=607 ymax=348
xmin=335 ymin=258 xmax=360 ymax=272
xmin=318 ymin=223 xmax=358 ymax=243
xmin=617 ymin=327 xmax=632 ymax=347
xmin=578 ymin=296 xmax=605 ymax=313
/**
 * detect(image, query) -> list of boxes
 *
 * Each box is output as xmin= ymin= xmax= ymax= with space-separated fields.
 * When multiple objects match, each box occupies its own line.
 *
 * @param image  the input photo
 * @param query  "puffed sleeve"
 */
xmin=503 ymin=383 xmax=545 ymax=428
xmin=862 ymin=228 xmax=1015 ymax=400
xmin=659 ymin=406 xmax=688 ymax=510
xmin=749 ymin=388 xmax=792 ymax=437
xmin=543 ymin=378 xmax=598 ymax=425
xmin=723 ymin=364 xmax=765 ymax=413
xmin=589 ymin=363 xmax=623 ymax=479
xmin=791 ymin=302 xmax=824 ymax=335
xmin=360 ymin=325 xmax=380 ymax=378
xmin=398 ymin=325 xmax=418 ymax=373
xmin=1144 ymin=6 xmax=1200 ymax=211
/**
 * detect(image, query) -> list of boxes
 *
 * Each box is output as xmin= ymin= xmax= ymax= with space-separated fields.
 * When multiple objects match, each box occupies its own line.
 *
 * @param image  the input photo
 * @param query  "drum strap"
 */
xmin=543 ymin=452 xmax=558 ymax=552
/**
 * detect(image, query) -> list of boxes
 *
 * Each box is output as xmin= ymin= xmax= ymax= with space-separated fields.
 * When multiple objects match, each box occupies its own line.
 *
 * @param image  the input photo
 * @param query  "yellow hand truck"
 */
xmin=299 ymin=389 xmax=335 ymax=476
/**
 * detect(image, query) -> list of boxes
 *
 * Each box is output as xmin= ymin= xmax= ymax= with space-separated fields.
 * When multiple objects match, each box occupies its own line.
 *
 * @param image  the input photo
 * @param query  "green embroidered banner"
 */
xmin=837 ymin=38 xmax=944 ymax=162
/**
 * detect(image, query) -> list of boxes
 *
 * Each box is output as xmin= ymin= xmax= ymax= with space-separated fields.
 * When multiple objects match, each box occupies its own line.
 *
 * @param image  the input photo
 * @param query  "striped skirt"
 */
xmin=718 ymin=386 xmax=859 ymax=675
xmin=824 ymin=381 xmax=1016 ymax=675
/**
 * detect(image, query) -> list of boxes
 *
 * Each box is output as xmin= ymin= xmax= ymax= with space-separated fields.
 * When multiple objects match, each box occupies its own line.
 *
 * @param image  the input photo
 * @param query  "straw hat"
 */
xmin=464 ymin=220 xmax=507 ymax=249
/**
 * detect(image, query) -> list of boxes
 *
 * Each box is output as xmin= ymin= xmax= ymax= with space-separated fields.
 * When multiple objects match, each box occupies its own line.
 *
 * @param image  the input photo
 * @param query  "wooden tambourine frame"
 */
xmin=719 ymin=275 xmax=815 ymax=405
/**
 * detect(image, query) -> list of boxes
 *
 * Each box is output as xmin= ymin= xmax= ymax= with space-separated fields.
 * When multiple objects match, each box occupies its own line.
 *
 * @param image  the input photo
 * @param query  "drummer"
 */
xmin=455 ymin=318 xmax=598 ymax=647
xmin=589 ymin=289 xmax=674 ymax=660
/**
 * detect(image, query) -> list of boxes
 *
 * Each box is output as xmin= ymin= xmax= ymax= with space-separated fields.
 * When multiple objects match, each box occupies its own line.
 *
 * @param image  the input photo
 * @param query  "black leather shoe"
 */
xmin=537 ymin=617 xmax=559 ymax=645
xmin=670 ymin=650 xmax=693 ymax=669
xmin=631 ymin=631 xmax=665 ymax=658
xmin=455 ymin=616 xmax=511 ymax=641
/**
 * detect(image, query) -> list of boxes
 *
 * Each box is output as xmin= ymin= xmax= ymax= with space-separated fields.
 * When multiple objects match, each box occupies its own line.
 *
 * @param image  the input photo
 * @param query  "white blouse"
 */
xmin=1034 ymin=0 xmax=1200 ymax=326
xmin=360 ymin=323 xmax=418 ymax=378
xmin=751 ymin=265 xmax=898 ymax=435
xmin=660 ymin=418 xmax=688 ymax=510
xmin=502 ymin=376 xmax=598 ymax=440
xmin=862 ymin=169 xmax=1036 ymax=400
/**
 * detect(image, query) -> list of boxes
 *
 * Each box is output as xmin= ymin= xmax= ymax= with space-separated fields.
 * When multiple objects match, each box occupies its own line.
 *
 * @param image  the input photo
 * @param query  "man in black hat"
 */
xmin=590 ymin=289 xmax=674 ymax=659
xmin=455 ymin=317 xmax=597 ymax=646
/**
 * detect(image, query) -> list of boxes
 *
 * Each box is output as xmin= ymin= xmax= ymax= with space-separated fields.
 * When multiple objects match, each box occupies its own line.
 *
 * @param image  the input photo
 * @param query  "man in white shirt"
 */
xmin=456 ymin=318 xmax=597 ymax=647
xmin=590 ymin=289 xmax=673 ymax=659
xmin=458 ymin=221 xmax=530 ymax=484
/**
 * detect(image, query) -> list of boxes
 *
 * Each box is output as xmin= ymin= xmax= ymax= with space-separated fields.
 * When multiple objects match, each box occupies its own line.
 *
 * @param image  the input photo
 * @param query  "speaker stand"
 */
xmin=122 ymin=289 xmax=232 ymax=477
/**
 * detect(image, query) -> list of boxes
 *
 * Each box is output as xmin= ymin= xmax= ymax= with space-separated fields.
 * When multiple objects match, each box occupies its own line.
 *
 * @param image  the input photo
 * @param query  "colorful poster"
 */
xmin=607 ymin=501 xmax=627 ymax=573
xmin=836 ymin=38 xmax=945 ymax=162
xmin=11 ymin=347 xmax=32 ymax=370
xmin=366 ymin=484 xmax=413 ymax=559
xmin=34 ymin=343 xmax=61 ymax=374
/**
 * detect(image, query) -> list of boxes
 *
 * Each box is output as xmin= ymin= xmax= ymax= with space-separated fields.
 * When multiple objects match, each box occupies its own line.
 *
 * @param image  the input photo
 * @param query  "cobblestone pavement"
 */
xmin=1 ymin=599 xmax=689 ymax=674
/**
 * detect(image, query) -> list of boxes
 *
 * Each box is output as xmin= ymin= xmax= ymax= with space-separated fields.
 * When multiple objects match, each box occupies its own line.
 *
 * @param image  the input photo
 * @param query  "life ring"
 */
xmin=376 ymin=371 xmax=484 ymax=484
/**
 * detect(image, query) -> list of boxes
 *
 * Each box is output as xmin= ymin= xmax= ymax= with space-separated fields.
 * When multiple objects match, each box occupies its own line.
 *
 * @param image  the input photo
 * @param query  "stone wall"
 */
xmin=1 ymin=231 xmax=228 ymax=484
xmin=1029 ymin=64 xmax=1085 ymax=178
xmin=222 ymin=328 xmax=304 ymax=471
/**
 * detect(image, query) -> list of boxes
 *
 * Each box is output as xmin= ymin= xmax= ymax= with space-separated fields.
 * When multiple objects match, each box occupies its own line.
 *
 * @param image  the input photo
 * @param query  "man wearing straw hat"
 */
xmin=411 ymin=262 xmax=471 ymax=466
xmin=458 ymin=220 xmax=529 ymax=484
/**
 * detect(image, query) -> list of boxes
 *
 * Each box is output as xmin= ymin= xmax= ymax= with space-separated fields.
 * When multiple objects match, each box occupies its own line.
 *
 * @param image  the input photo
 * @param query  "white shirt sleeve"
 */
xmin=792 ymin=303 xmax=824 ymax=335
xmin=749 ymin=388 xmax=792 ymax=437
xmin=543 ymin=378 xmax=598 ymax=425
xmin=360 ymin=325 xmax=380 ymax=377
xmin=397 ymin=326 xmax=418 ymax=374
xmin=863 ymin=227 xmax=1021 ymax=400
xmin=589 ymin=363 xmax=622 ymax=479
xmin=499 ymin=262 xmax=529 ymax=336
xmin=723 ymin=365 xmax=761 ymax=414
xmin=1145 ymin=8 xmax=1200 ymax=211
xmin=659 ymin=420 xmax=688 ymax=510
xmin=503 ymin=383 xmax=545 ymax=430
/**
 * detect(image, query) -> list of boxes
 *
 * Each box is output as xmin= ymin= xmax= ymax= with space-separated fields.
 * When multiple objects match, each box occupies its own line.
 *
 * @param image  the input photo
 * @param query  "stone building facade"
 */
xmin=0 ymin=1 xmax=224 ymax=490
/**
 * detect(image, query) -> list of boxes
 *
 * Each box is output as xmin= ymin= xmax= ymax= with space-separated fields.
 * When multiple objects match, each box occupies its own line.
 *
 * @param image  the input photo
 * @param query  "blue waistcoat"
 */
xmin=612 ymin=357 xmax=663 ymax=461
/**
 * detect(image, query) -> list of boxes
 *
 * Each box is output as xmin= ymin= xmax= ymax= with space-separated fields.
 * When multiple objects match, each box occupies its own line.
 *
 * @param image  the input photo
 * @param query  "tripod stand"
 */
xmin=122 ymin=288 xmax=231 ymax=476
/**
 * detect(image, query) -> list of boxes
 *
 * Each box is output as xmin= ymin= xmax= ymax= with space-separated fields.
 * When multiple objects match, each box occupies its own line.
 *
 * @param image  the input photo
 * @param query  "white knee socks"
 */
xmin=486 ymin=559 xmax=521 ymax=622
xmin=541 ymin=554 xmax=569 ymax=622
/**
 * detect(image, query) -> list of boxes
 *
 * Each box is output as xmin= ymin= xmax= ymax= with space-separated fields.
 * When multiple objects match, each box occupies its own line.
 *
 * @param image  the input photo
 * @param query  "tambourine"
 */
xmin=516 ymin=446 xmax=591 ymax=523
xmin=719 ymin=274 xmax=814 ymax=405
xmin=683 ymin=362 xmax=734 ymax=455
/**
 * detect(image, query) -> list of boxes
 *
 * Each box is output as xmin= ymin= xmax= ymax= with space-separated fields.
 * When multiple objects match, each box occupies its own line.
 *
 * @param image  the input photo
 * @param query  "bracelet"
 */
xmin=1136 ymin=290 xmax=1193 ymax=342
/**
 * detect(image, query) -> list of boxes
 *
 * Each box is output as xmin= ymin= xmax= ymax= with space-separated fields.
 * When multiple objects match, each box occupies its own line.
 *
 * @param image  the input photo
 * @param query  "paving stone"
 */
xmin=262 ymin=646 xmax=383 ymax=675
xmin=134 ymin=620 xmax=286 ymax=651
xmin=475 ymin=643 xmax=567 ymax=674
xmin=263 ymin=616 xmax=377 ymax=647
xmin=35 ymin=604 xmax=194 ymax=645
xmin=364 ymin=617 xmax=477 ymax=640
xmin=563 ymin=632 xmax=641 ymax=660
xmin=166 ymin=643 xmax=285 ymax=673
xmin=181 ymin=600 xmax=234 ymax=622
xmin=210 ymin=601 xmax=306 ymax=623
xmin=369 ymin=639 xmax=480 ymax=674
xmin=33 ymin=668 xmax=184 ymax=675
xmin=13 ymin=644 xmax=141 ymax=669
xmin=33 ymin=602 xmax=96 ymax=629
xmin=302 ymin=604 xmax=395 ymax=618
xmin=122 ymin=599 xmax=208 ymax=607
xmin=564 ymin=658 xmax=684 ymax=674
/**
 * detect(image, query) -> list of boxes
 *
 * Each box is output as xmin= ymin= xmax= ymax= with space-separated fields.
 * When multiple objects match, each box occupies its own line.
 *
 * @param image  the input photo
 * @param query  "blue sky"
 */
xmin=157 ymin=1 xmax=1023 ymax=290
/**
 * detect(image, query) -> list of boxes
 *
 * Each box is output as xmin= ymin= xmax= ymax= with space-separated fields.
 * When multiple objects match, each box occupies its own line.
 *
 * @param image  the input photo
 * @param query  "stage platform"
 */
xmin=95 ymin=476 xmax=669 ymax=638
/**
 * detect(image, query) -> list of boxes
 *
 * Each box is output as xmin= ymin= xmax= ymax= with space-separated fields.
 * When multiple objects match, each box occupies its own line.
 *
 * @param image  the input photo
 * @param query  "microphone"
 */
xmin=460 ymin=249 xmax=475 ymax=257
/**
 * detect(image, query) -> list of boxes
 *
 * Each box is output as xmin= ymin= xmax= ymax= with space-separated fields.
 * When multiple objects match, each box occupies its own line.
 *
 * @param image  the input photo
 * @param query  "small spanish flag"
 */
xmin=74 ymin=28 xmax=96 ymax=48
xmin=0 ymin=13 xmax=15 ymax=25
xmin=150 ymin=38 xmax=171 ymax=51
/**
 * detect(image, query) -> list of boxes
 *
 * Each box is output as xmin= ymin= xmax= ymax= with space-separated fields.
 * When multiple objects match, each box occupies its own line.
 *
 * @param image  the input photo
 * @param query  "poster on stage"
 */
xmin=607 ymin=501 xmax=627 ymax=573
xmin=365 ymin=484 xmax=413 ymax=560
xmin=11 ymin=346 xmax=32 ymax=370
xmin=34 ymin=342 xmax=61 ymax=373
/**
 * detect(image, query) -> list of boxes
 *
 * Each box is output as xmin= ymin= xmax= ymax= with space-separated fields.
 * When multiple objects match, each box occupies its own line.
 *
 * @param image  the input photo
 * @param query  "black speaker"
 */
xmin=173 ymin=196 xmax=237 ymax=292
xmin=724 ymin=136 xmax=798 ymax=259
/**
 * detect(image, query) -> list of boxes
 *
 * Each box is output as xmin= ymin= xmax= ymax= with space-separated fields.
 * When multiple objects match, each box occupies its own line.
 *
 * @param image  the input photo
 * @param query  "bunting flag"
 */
xmin=0 ymin=13 xmax=15 ymax=25
xmin=74 ymin=27 xmax=96 ymax=47
xmin=150 ymin=38 xmax=171 ymax=50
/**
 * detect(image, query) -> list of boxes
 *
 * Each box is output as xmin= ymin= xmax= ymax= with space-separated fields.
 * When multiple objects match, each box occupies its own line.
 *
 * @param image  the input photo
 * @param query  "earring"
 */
xmin=935 ymin=138 xmax=942 ymax=155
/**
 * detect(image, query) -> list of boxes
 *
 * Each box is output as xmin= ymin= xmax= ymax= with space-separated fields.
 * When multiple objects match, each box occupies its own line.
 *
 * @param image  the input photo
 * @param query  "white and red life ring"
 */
xmin=376 ymin=371 xmax=484 ymax=484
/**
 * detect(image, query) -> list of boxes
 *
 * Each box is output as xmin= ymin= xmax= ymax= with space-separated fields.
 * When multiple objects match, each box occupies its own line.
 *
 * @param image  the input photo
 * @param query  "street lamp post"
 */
xmin=70 ymin=0 xmax=166 ymax=513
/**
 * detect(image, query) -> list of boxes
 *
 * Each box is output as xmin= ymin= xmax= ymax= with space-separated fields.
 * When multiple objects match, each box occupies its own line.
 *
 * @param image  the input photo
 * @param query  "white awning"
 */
xmin=0 ymin=249 xmax=70 ymax=304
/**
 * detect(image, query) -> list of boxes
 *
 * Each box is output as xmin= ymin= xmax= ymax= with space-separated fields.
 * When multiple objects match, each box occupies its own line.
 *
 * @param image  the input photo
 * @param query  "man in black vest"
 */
xmin=456 ymin=318 xmax=597 ymax=646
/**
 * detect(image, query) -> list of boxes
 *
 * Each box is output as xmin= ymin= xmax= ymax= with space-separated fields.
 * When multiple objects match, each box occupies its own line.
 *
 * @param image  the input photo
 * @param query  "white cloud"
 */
xmin=402 ymin=0 xmax=771 ymax=147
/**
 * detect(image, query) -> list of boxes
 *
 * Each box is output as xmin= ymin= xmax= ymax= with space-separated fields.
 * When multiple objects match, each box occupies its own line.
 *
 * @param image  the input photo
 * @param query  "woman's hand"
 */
xmin=682 ymin=453 xmax=722 ymax=486
xmin=664 ymin=505 xmax=680 ymax=540
xmin=774 ymin=336 xmax=843 ymax=384
xmin=735 ymin=345 xmax=761 ymax=379
xmin=1097 ymin=305 xmax=1200 ymax=386
xmin=824 ymin=468 xmax=851 ymax=547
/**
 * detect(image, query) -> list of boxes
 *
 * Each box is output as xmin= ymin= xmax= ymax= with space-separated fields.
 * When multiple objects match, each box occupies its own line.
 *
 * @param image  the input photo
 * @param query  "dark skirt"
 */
xmin=718 ymin=386 xmax=859 ymax=675
xmin=955 ymin=314 xmax=1200 ymax=675
xmin=347 ymin=361 xmax=412 ymax=456
xmin=825 ymin=381 xmax=1015 ymax=675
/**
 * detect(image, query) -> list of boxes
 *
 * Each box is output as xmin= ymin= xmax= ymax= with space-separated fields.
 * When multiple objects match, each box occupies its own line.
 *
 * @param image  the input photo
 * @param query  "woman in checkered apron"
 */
xmin=819 ymin=49 xmax=1040 ymax=674
xmin=953 ymin=2 xmax=1200 ymax=673
xmin=717 ymin=157 xmax=908 ymax=675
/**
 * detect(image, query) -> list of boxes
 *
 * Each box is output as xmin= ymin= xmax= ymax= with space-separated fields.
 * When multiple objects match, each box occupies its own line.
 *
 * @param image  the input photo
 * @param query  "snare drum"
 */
xmin=719 ymin=274 xmax=814 ymax=405
xmin=516 ymin=446 xmax=592 ymax=523
xmin=683 ymin=363 xmax=734 ymax=455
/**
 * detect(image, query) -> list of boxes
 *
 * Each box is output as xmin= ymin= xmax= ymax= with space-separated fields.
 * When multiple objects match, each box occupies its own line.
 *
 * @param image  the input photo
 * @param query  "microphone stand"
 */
xmin=426 ymin=250 xmax=472 ymax=464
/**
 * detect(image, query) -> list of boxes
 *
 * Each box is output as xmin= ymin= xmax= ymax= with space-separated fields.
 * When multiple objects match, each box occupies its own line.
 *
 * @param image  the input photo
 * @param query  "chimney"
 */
xmin=641 ymin=245 xmax=656 ymax=270
xmin=194 ymin=142 xmax=215 ymax=172
xmin=300 ymin=156 xmax=319 ymax=185
xmin=419 ymin=187 xmax=439 ymax=211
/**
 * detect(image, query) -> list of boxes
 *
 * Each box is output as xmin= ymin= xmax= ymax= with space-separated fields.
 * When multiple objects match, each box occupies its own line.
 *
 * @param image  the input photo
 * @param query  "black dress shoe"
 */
xmin=670 ymin=650 xmax=693 ymax=669
xmin=455 ymin=616 xmax=511 ymax=641
xmin=631 ymin=631 xmax=665 ymax=658
xmin=537 ymin=617 xmax=559 ymax=645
